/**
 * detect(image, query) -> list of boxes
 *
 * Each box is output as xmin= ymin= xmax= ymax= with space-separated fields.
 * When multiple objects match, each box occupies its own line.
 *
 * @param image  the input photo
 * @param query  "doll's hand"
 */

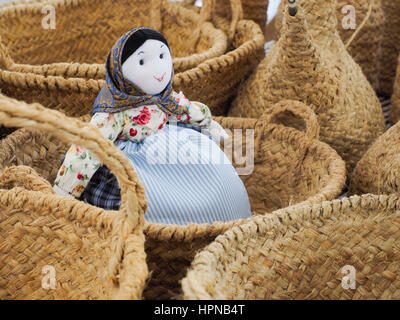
xmin=204 ymin=120 xmax=230 ymax=142
xmin=189 ymin=103 xmax=205 ymax=122
xmin=189 ymin=102 xmax=212 ymax=128
xmin=53 ymin=185 xmax=74 ymax=198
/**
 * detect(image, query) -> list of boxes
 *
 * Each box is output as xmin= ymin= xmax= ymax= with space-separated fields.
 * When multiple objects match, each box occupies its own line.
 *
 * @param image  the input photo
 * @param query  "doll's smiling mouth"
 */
xmin=153 ymin=73 xmax=166 ymax=83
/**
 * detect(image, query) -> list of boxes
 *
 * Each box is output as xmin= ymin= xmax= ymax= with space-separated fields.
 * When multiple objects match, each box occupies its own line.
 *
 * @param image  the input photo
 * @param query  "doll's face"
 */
xmin=122 ymin=39 xmax=173 ymax=95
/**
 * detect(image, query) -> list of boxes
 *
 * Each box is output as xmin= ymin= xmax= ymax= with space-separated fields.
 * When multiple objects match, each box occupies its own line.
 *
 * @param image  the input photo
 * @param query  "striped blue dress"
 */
xmin=81 ymin=124 xmax=252 ymax=225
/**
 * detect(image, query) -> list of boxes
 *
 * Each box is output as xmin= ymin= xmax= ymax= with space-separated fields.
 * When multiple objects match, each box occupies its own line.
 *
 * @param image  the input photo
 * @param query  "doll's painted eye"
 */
xmin=160 ymin=53 xmax=164 ymax=59
xmin=139 ymin=59 xmax=144 ymax=65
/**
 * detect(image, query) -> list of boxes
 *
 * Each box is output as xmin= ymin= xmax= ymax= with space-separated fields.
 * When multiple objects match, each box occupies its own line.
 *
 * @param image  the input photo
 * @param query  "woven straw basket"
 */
xmin=391 ymin=54 xmax=400 ymax=125
xmin=379 ymin=0 xmax=400 ymax=96
xmin=0 ymin=99 xmax=346 ymax=299
xmin=183 ymin=194 xmax=400 ymax=300
xmin=0 ymin=0 xmax=227 ymax=73
xmin=230 ymin=0 xmax=385 ymax=175
xmin=349 ymin=120 xmax=400 ymax=196
xmin=0 ymin=1 xmax=264 ymax=117
xmin=275 ymin=0 xmax=384 ymax=91
xmin=0 ymin=95 xmax=148 ymax=300
xmin=181 ymin=0 xmax=268 ymax=35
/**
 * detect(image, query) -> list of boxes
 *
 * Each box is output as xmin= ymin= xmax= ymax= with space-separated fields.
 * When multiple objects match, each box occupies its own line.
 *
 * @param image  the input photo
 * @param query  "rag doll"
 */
xmin=54 ymin=27 xmax=252 ymax=225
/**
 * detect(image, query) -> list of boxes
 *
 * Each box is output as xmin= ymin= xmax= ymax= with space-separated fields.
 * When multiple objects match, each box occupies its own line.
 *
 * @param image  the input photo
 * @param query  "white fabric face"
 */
xmin=121 ymin=39 xmax=173 ymax=95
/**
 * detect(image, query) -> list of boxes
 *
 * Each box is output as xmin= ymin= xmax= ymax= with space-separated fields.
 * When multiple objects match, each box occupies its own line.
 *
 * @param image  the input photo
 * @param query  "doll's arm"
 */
xmin=53 ymin=112 xmax=124 ymax=198
xmin=169 ymin=91 xmax=211 ymax=125
xmin=169 ymin=91 xmax=228 ymax=141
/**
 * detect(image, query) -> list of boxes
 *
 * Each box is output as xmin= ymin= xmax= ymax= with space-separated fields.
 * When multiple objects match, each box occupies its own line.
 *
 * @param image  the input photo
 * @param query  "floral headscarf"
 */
xmin=92 ymin=27 xmax=189 ymax=116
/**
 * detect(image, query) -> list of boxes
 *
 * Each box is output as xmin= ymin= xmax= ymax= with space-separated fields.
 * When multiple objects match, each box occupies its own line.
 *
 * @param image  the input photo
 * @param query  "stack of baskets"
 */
xmin=0 ymin=0 xmax=265 ymax=117
xmin=0 ymin=96 xmax=346 ymax=299
xmin=2 ymin=0 xmax=400 ymax=301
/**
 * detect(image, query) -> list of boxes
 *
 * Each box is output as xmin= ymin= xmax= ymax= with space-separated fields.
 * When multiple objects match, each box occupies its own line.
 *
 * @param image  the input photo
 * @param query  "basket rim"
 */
xmin=182 ymin=193 xmax=400 ymax=299
xmin=0 ymin=0 xmax=228 ymax=75
xmin=142 ymin=121 xmax=345 ymax=242
xmin=0 ymin=20 xmax=264 ymax=93
xmin=0 ymin=114 xmax=346 ymax=243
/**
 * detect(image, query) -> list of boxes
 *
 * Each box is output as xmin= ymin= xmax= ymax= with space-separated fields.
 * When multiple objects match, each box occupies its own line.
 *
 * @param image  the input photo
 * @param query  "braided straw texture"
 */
xmin=0 ymin=0 xmax=227 ymax=73
xmin=230 ymin=0 xmax=385 ymax=175
xmin=240 ymin=0 xmax=268 ymax=33
xmin=0 ymin=94 xmax=148 ymax=300
xmin=179 ymin=0 xmax=244 ymax=43
xmin=0 ymin=3 xmax=263 ymax=117
xmin=349 ymin=120 xmax=400 ymax=196
xmin=0 ymin=100 xmax=345 ymax=299
xmin=276 ymin=0 xmax=384 ymax=91
xmin=183 ymin=0 xmax=268 ymax=34
xmin=391 ymin=54 xmax=400 ymax=124
xmin=183 ymin=194 xmax=400 ymax=300
xmin=379 ymin=0 xmax=400 ymax=96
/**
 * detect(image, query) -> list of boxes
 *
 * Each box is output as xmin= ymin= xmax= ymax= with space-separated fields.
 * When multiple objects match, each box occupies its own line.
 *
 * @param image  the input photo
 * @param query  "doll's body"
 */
xmin=54 ymin=28 xmax=252 ymax=225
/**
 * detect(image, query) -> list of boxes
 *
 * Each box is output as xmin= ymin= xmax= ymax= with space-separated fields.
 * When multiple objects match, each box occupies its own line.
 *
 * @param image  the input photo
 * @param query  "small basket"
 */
xmin=0 ymin=99 xmax=346 ymax=299
xmin=349 ymin=120 xmax=400 ymax=196
xmin=183 ymin=194 xmax=400 ymax=300
xmin=0 ymin=94 xmax=148 ymax=300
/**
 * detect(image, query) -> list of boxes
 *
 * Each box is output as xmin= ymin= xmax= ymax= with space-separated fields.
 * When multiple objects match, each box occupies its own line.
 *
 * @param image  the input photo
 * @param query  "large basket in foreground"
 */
xmin=0 ymin=100 xmax=346 ymax=299
xmin=183 ymin=194 xmax=400 ymax=300
xmin=0 ymin=95 xmax=148 ymax=300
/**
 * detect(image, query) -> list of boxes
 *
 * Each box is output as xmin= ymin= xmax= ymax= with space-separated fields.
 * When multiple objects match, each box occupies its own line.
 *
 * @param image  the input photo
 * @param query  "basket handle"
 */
xmin=0 ymin=165 xmax=56 ymax=194
xmin=254 ymin=100 xmax=320 ymax=160
xmin=199 ymin=0 xmax=243 ymax=41
xmin=0 ymin=94 xmax=147 ymax=298
xmin=261 ymin=100 xmax=320 ymax=141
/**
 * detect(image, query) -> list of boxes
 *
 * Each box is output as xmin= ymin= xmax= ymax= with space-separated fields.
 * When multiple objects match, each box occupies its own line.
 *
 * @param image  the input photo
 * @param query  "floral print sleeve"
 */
xmin=54 ymin=112 xmax=124 ymax=198
xmin=169 ymin=91 xmax=212 ymax=129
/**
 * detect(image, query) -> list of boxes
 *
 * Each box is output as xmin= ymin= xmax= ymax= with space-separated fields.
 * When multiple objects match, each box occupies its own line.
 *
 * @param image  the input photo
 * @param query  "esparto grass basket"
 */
xmin=0 ymin=0 xmax=227 ymax=73
xmin=181 ymin=0 xmax=268 ymax=35
xmin=183 ymin=194 xmax=400 ymax=300
xmin=0 ymin=94 xmax=148 ymax=300
xmin=0 ymin=99 xmax=346 ymax=299
xmin=275 ymin=0 xmax=385 ymax=91
xmin=230 ymin=0 xmax=385 ymax=175
xmin=275 ymin=0 xmax=384 ymax=91
xmin=0 ymin=0 xmax=264 ymax=117
xmin=349 ymin=119 xmax=400 ymax=196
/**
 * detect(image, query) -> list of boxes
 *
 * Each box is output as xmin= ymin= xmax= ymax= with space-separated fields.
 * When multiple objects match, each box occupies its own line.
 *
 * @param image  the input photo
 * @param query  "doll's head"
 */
xmin=93 ymin=28 xmax=189 ymax=116
xmin=121 ymin=29 xmax=172 ymax=95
